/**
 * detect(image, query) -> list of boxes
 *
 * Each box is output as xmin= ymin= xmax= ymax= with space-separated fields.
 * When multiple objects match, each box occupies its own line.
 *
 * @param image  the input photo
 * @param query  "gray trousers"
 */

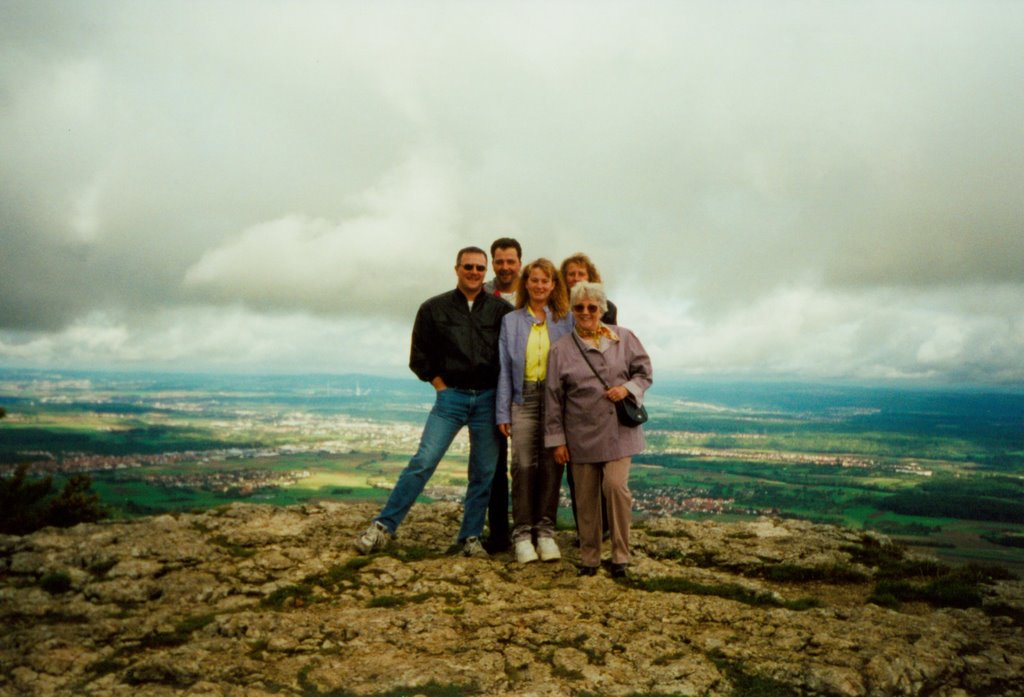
xmin=571 ymin=456 xmax=632 ymax=567
xmin=510 ymin=381 xmax=564 ymax=542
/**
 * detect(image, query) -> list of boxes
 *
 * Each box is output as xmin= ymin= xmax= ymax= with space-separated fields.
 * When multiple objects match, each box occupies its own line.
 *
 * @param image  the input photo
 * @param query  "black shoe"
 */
xmin=577 ymin=566 xmax=597 ymax=577
xmin=610 ymin=563 xmax=628 ymax=579
xmin=482 ymin=537 xmax=510 ymax=554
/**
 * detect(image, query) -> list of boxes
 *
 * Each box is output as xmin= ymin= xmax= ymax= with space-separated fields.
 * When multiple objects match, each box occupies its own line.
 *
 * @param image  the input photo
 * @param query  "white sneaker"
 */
xmin=536 ymin=536 xmax=561 ymax=562
xmin=515 ymin=539 xmax=539 ymax=564
xmin=354 ymin=521 xmax=389 ymax=554
xmin=462 ymin=537 xmax=489 ymax=558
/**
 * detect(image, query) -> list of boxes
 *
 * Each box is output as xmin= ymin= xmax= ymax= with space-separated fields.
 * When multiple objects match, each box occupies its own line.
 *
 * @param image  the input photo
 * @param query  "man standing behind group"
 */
xmin=483 ymin=237 xmax=522 ymax=304
xmin=354 ymin=247 xmax=511 ymax=557
xmin=480 ymin=237 xmax=522 ymax=553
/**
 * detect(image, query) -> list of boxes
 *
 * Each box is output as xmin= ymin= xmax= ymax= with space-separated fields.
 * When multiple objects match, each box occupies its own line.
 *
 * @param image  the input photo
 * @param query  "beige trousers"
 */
xmin=570 ymin=456 xmax=631 ymax=568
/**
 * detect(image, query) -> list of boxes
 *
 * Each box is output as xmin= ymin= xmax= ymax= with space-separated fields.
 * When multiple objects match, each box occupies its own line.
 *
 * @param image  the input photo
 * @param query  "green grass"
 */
xmin=39 ymin=571 xmax=73 ymax=594
xmin=295 ymin=664 xmax=483 ymax=697
xmin=262 ymin=583 xmax=315 ymax=609
xmin=367 ymin=592 xmax=434 ymax=609
xmin=623 ymin=575 xmax=822 ymax=611
xmin=705 ymin=649 xmax=794 ymax=696
xmin=760 ymin=563 xmax=869 ymax=584
xmin=136 ymin=613 xmax=216 ymax=649
xmin=867 ymin=560 xmax=1017 ymax=610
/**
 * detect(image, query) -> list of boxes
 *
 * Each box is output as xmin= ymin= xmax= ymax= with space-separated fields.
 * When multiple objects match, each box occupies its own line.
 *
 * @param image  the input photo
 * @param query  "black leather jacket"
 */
xmin=409 ymin=288 xmax=512 ymax=390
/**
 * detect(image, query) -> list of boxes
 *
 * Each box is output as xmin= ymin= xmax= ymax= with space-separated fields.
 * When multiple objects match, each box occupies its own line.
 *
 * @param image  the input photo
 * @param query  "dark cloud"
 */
xmin=1 ymin=1 xmax=1022 ymax=382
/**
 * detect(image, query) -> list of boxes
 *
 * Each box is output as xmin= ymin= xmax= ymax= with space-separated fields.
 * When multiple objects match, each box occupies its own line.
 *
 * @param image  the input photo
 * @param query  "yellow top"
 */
xmin=524 ymin=306 xmax=550 ymax=382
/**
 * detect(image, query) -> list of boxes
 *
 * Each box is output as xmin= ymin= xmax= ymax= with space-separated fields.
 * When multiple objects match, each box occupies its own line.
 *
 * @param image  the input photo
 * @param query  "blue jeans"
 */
xmin=375 ymin=387 xmax=500 ymax=543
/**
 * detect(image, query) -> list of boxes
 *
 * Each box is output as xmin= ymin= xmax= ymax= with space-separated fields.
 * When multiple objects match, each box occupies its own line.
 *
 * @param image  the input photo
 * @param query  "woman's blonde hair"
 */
xmin=516 ymin=258 xmax=569 ymax=320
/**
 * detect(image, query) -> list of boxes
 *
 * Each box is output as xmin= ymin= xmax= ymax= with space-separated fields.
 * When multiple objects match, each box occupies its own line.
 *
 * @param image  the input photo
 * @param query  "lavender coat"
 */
xmin=543 ymin=326 xmax=653 ymax=464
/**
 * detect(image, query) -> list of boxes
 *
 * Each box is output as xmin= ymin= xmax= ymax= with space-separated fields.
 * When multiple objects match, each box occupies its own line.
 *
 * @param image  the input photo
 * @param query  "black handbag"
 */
xmin=572 ymin=334 xmax=648 ymax=427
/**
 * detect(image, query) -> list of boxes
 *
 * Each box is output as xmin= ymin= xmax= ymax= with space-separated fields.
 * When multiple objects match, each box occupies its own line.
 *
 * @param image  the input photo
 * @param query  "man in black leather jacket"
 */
xmin=355 ymin=246 xmax=512 ymax=557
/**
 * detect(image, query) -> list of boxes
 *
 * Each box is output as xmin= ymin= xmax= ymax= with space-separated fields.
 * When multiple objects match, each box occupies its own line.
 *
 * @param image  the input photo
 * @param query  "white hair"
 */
xmin=569 ymin=281 xmax=608 ymax=314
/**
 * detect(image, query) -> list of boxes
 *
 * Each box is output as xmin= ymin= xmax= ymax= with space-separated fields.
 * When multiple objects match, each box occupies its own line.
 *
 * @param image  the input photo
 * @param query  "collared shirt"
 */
xmin=524 ymin=306 xmax=550 ymax=382
xmin=483 ymin=279 xmax=516 ymax=306
xmin=495 ymin=306 xmax=574 ymax=425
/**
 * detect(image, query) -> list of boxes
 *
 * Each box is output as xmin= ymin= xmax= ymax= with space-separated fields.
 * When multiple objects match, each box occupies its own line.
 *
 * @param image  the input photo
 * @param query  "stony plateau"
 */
xmin=2 ymin=501 xmax=1022 ymax=696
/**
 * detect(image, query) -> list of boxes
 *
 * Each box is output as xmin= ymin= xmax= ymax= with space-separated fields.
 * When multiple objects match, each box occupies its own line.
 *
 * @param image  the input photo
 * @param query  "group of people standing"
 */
xmin=354 ymin=239 xmax=652 ymax=578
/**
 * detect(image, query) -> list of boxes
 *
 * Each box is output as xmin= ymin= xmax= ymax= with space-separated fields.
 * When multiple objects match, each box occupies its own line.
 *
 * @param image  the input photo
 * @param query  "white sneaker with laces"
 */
xmin=536 ymin=536 xmax=561 ymax=562
xmin=515 ymin=539 xmax=539 ymax=563
xmin=354 ymin=521 xmax=389 ymax=554
xmin=462 ymin=537 xmax=489 ymax=558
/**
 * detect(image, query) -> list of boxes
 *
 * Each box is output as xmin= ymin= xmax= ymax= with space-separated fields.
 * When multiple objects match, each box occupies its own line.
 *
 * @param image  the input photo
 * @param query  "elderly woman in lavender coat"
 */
xmin=544 ymin=281 xmax=652 ymax=578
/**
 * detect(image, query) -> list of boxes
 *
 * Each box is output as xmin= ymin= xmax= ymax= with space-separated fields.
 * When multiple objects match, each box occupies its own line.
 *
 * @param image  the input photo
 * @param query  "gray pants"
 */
xmin=571 ymin=456 xmax=632 ymax=567
xmin=510 ymin=381 xmax=564 ymax=542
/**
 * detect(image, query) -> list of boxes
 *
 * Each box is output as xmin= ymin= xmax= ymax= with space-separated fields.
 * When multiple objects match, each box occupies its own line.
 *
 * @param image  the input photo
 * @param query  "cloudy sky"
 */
xmin=2 ymin=1 xmax=1022 ymax=385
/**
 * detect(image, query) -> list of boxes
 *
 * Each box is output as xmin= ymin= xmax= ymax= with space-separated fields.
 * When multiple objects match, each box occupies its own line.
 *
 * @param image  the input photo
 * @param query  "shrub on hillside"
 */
xmin=0 ymin=463 xmax=108 ymax=535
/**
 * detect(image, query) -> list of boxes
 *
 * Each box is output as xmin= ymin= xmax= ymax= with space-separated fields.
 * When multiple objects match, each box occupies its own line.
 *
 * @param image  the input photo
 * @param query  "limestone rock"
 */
xmin=0 ymin=501 xmax=1021 ymax=696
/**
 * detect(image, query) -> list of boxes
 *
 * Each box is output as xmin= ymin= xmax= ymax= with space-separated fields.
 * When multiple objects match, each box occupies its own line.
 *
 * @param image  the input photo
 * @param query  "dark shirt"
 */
xmin=409 ymin=288 xmax=512 ymax=390
xmin=602 ymin=300 xmax=618 ymax=326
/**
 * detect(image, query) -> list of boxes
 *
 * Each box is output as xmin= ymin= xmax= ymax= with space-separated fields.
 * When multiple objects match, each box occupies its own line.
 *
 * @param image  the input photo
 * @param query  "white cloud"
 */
xmin=623 ymin=283 xmax=1024 ymax=384
xmin=182 ymin=150 xmax=464 ymax=317
xmin=0 ymin=308 xmax=411 ymax=376
xmin=2 ymin=1 xmax=1023 ymax=384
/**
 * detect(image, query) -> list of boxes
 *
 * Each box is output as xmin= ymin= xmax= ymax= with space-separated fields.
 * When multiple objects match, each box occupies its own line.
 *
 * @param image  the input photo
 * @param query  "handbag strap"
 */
xmin=572 ymin=333 xmax=610 ymax=390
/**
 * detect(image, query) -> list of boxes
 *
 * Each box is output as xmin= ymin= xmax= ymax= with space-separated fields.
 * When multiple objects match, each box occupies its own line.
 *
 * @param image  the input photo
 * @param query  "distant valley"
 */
xmin=2 ymin=368 xmax=1022 ymax=574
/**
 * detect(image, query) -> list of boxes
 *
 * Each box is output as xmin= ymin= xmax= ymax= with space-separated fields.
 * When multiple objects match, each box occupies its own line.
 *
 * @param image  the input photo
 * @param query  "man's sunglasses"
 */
xmin=461 ymin=264 xmax=487 ymax=272
xmin=572 ymin=303 xmax=601 ymax=314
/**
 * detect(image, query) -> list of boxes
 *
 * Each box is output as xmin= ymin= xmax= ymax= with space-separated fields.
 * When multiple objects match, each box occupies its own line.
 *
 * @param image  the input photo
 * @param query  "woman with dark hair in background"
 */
xmin=558 ymin=252 xmax=618 ymax=542
xmin=559 ymin=252 xmax=617 ymax=325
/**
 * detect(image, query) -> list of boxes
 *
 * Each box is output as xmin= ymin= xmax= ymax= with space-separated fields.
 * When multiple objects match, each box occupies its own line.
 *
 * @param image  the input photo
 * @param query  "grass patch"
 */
xmin=867 ymin=561 xmax=1016 ymax=610
xmin=984 ymin=602 xmax=1024 ymax=626
xmin=85 ymin=657 xmax=126 ymax=678
xmin=707 ymin=649 xmax=793 ymax=696
xmin=761 ymin=562 xmax=869 ymax=584
xmin=137 ymin=613 xmax=216 ymax=649
xmin=652 ymin=651 xmax=689 ymax=666
xmin=297 ymin=664 xmax=482 ymax=697
xmin=643 ymin=528 xmax=696 ymax=540
xmin=646 ymin=548 xmax=687 ymax=562
xmin=263 ymin=583 xmax=315 ymax=609
xmin=389 ymin=544 xmax=442 ymax=562
xmin=366 ymin=593 xmax=431 ymax=609
xmin=87 ymin=558 xmax=118 ymax=577
xmin=623 ymin=576 xmax=822 ymax=611
xmin=248 ymin=638 xmax=270 ymax=658
xmin=209 ymin=534 xmax=256 ymax=558
xmin=39 ymin=570 xmax=72 ymax=594
xmin=303 ymin=557 xmax=373 ymax=592
xmin=6 ymin=610 xmax=89 ymax=626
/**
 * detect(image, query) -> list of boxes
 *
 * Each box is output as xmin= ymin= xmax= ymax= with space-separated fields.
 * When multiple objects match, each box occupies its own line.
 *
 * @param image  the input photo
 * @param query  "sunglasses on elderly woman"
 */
xmin=461 ymin=264 xmax=487 ymax=272
xmin=572 ymin=303 xmax=601 ymax=314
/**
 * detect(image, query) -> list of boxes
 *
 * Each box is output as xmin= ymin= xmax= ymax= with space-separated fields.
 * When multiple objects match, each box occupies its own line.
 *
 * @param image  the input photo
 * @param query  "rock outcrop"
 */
xmin=2 ymin=501 xmax=1022 ymax=696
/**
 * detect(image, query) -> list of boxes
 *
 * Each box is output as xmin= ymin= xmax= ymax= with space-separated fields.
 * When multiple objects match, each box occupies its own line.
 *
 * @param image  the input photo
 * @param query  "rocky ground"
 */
xmin=1 ymin=501 xmax=1022 ymax=696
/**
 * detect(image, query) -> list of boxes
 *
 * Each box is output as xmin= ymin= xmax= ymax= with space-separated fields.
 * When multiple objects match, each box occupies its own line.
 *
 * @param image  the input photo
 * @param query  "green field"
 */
xmin=71 ymin=451 xmax=472 ymax=517
xmin=3 ymin=370 xmax=1022 ymax=575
